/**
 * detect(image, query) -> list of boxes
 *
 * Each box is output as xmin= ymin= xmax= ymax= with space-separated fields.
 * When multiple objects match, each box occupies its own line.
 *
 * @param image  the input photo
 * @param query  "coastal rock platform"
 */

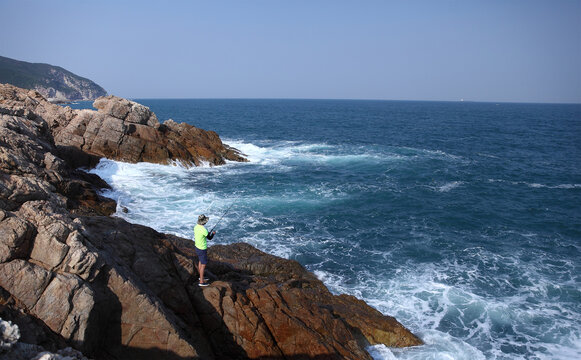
xmin=0 ymin=83 xmax=422 ymax=359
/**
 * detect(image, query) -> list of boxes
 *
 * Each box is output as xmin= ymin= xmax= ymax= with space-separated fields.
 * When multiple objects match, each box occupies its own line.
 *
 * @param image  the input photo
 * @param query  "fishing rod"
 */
xmin=209 ymin=200 xmax=237 ymax=233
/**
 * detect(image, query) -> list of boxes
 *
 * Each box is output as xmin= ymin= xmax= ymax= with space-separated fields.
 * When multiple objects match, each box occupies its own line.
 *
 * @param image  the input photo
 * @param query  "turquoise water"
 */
xmin=71 ymin=99 xmax=580 ymax=359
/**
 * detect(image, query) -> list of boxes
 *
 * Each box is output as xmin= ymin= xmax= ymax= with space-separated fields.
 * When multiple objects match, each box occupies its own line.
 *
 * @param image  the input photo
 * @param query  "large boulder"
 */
xmin=60 ymin=94 xmax=246 ymax=166
xmin=93 ymin=95 xmax=159 ymax=127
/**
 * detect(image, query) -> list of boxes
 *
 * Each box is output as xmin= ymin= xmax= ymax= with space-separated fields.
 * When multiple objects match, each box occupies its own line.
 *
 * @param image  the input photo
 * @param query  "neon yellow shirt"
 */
xmin=194 ymin=224 xmax=209 ymax=250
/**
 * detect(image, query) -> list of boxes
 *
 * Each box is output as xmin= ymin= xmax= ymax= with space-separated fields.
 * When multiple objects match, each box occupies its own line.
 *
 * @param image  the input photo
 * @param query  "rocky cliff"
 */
xmin=0 ymin=85 xmax=246 ymax=167
xmin=0 ymin=84 xmax=422 ymax=359
xmin=0 ymin=56 xmax=107 ymax=103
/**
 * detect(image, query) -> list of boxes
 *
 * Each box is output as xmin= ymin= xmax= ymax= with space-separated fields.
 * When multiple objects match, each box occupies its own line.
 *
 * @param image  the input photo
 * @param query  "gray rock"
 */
xmin=0 ymin=318 xmax=20 ymax=351
xmin=31 ymin=274 xmax=94 ymax=344
xmin=0 ymin=260 xmax=52 ymax=310
xmin=93 ymin=95 xmax=159 ymax=127
xmin=0 ymin=214 xmax=34 ymax=263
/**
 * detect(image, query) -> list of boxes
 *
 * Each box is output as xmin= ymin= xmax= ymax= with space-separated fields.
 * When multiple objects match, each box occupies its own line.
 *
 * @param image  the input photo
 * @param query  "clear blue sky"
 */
xmin=1 ymin=0 xmax=580 ymax=103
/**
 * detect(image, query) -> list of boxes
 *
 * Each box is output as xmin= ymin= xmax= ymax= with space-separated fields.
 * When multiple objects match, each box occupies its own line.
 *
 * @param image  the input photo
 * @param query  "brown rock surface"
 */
xmin=1 ymin=83 xmax=422 ymax=359
xmin=207 ymin=243 xmax=423 ymax=352
xmin=0 ymin=83 xmax=246 ymax=167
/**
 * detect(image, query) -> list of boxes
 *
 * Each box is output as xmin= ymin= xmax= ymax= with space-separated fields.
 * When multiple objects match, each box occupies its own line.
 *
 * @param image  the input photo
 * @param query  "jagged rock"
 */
xmin=0 ymin=85 xmax=113 ymax=216
xmin=79 ymin=216 xmax=214 ymax=359
xmin=93 ymin=95 xmax=159 ymax=127
xmin=59 ymin=230 xmax=102 ymax=281
xmin=67 ymin=96 xmax=246 ymax=166
xmin=0 ymin=83 xmax=246 ymax=167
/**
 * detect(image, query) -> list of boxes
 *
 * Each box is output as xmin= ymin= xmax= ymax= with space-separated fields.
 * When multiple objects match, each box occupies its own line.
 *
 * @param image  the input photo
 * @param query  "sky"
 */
xmin=1 ymin=0 xmax=580 ymax=103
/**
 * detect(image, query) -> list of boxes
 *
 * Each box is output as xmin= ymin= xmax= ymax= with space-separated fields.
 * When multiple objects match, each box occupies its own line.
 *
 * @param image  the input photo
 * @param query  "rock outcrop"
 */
xmin=0 ymin=84 xmax=422 ymax=359
xmin=0 ymin=84 xmax=247 ymax=167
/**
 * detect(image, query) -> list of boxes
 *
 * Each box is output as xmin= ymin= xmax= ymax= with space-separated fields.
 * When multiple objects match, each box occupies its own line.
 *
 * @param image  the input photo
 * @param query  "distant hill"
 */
xmin=0 ymin=55 xmax=107 ymax=102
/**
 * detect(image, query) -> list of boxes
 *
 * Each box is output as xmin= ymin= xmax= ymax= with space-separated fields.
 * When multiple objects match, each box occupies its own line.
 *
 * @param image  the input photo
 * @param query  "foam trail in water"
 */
xmin=487 ymin=179 xmax=581 ymax=190
xmin=432 ymin=181 xmax=463 ymax=192
xmin=225 ymin=139 xmax=404 ymax=168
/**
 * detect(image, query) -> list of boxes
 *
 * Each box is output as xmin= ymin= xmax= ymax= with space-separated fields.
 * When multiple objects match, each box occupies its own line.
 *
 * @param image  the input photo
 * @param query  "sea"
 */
xmin=67 ymin=99 xmax=581 ymax=360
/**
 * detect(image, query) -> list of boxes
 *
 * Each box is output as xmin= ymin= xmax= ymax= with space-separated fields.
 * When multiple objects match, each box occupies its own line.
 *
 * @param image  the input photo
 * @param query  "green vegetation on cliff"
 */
xmin=0 ymin=55 xmax=106 ymax=102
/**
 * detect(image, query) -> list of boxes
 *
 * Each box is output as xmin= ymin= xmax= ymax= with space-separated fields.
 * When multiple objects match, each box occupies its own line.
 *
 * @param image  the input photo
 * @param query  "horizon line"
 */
xmin=121 ymin=96 xmax=581 ymax=106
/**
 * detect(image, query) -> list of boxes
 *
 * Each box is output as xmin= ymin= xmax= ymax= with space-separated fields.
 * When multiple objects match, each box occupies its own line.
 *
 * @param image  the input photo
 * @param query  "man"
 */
xmin=194 ymin=214 xmax=215 ymax=287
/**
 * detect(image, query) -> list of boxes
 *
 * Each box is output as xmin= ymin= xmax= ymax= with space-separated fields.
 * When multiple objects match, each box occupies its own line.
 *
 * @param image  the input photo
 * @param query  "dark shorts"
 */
xmin=196 ymin=248 xmax=208 ymax=265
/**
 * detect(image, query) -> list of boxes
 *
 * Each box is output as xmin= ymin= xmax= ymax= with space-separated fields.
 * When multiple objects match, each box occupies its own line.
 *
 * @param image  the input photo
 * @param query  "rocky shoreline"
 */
xmin=0 ymin=83 xmax=422 ymax=359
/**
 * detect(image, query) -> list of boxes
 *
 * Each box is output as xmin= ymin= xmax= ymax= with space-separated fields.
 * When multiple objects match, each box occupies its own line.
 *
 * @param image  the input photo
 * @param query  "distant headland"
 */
xmin=0 ymin=55 xmax=107 ymax=103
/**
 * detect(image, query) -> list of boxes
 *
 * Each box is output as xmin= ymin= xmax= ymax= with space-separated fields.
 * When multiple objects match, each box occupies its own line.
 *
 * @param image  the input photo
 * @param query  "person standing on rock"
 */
xmin=194 ymin=214 xmax=215 ymax=287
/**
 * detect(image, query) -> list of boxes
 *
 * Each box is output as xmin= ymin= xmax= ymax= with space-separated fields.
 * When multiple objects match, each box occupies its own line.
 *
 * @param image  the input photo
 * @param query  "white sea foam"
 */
xmin=89 ymin=159 xmax=240 ymax=238
xmin=477 ymin=153 xmax=499 ymax=159
xmin=399 ymin=146 xmax=466 ymax=163
xmin=369 ymin=330 xmax=488 ymax=360
xmin=313 ymin=242 xmax=581 ymax=360
xmin=227 ymin=140 xmax=286 ymax=165
xmin=487 ymin=179 xmax=581 ymax=190
xmin=555 ymin=183 xmax=581 ymax=189
xmin=226 ymin=139 xmax=335 ymax=166
xmin=225 ymin=139 xmax=403 ymax=168
xmin=315 ymin=267 xmax=490 ymax=360
xmin=438 ymin=181 xmax=463 ymax=192
xmin=530 ymin=183 xmax=581 ymax=189
xmin=367 ymin=345 xmax=398 ymax=360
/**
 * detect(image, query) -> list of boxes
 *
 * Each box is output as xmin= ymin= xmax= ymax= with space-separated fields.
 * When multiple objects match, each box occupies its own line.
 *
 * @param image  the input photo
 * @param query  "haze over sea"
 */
xmin=71 ymin=99 xmax=580 ymax=359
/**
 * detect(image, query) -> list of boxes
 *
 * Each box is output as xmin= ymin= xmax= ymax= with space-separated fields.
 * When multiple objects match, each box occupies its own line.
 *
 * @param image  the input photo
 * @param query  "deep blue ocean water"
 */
xmin=70 ymin=99 xmax=580 ymax=359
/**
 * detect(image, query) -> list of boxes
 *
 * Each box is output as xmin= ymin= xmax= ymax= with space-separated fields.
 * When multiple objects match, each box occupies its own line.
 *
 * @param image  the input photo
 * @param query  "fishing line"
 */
xmin=210 ymin=199 xmax=238 ymax=233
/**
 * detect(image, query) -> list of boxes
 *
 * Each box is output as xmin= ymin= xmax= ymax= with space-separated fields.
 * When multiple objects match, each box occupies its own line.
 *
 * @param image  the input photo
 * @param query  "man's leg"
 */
xmin=196 ymin=248 xmax=209 ymax=286
xmin=199 ymin=262 xmax=206 ymax=284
